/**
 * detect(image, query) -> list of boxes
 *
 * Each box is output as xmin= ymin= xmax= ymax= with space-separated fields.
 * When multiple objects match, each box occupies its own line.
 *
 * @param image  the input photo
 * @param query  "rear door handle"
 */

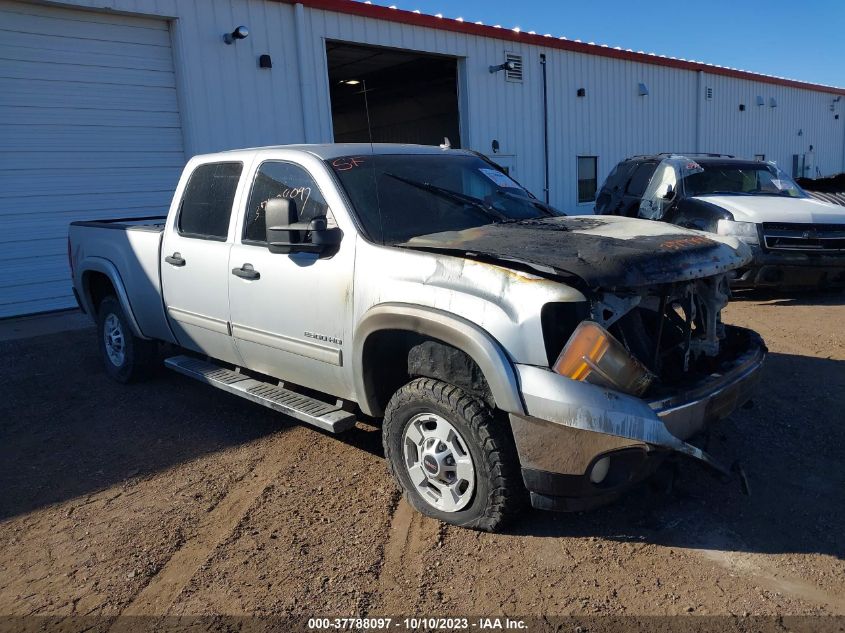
xmin=165 ymin=252 xmax=186 ymax=267
xmin=231 ymin=263 xmax=260 ymax=280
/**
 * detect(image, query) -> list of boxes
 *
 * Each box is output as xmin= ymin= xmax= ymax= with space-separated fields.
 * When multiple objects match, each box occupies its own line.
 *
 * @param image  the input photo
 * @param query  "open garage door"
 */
xmin=327 ymin=41 xmax=461 ymax=148
xmin=0 ymin=0 xmax=184 ymax=317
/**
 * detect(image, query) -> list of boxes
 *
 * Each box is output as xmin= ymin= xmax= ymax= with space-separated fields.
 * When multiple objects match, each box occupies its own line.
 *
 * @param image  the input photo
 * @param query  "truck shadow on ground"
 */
xmin=508 ymin=351 xmax=845 ymax=560
xmin=2 ymin=330 xmax=842 ymax=560
xmin=0 ymin=328 xmax=296 ymax=521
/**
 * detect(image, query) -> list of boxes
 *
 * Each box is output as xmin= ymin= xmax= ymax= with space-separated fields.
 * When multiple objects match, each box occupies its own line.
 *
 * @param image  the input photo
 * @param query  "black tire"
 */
xmin=382 ymin=378 xmax=526 ymax=532
xmin=96 ymin=296 xmax=158 ymax=383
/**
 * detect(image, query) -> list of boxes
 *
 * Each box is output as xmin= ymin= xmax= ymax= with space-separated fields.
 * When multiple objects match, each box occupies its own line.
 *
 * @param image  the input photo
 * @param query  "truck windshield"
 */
xmin=328 ymin=153 xmax=561 ymax=243
xmin=682 ymin=163 xmax=807 ymax=198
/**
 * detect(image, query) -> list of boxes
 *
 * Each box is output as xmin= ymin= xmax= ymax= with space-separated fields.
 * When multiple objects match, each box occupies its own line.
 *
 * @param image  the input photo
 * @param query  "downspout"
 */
xmin=841 ymin=97 xmax=845 ymax=174
xmin=294 ymin=3 xmax=315 ymax=143
xmin=695 ymin=70 xmax=703 ymax=153
xmin=540 ymin=53 xmax=550 ymax=204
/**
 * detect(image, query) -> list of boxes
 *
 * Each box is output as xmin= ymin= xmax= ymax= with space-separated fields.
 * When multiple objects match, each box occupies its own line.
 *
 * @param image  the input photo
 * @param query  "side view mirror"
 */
xmin=265 ymin=198 xmax=342 ymax=255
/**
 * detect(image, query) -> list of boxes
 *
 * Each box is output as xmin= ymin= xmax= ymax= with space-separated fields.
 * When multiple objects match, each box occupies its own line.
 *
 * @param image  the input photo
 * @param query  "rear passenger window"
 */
xmin=626 ymin=162 xmax=658 ymax=197
xmin=177 ymin=162 xmax=243 ymax=240
xmin=604 ymin=161 xmax=636 ymax=191
xmin=243 ymin=161 xmax=330 ymax=244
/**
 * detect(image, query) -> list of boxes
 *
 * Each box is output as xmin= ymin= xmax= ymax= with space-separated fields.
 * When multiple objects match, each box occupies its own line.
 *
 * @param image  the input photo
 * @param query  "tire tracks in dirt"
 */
xmin=694 ymin=548 xmax=845 ymax=612
xmin=113 ymin=432 xmax=299 ymax=621
xmin=372 ymin=497 xmax=444 ymax=615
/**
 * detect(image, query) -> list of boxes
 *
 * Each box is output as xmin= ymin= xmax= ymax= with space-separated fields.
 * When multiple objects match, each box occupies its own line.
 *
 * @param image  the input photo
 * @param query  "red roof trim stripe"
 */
xmin=276 ymin=0 xmax=845 ymax=95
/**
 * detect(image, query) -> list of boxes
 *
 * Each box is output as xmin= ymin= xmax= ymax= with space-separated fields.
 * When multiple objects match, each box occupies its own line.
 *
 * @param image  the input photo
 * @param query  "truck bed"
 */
xmin=70 ymin=215 xmax=167 ymax=231
xmin=68 ymin=215 xmax=175 ymax=343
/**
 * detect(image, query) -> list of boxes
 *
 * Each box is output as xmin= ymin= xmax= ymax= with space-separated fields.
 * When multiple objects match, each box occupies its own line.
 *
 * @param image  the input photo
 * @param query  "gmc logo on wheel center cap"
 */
xmin=423 ymin=455 xmax=438 ymax=474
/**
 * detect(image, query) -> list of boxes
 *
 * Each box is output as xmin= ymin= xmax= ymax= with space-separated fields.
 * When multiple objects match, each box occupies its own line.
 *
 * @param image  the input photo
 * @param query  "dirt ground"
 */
xmin=1 ymin=292 xmax=843 ymax=631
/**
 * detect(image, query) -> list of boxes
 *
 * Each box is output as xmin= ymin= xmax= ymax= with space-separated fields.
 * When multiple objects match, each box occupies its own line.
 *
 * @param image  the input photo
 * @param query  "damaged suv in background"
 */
xmin=69 ymin=144 xmax=765 ymax=531
xmin=595 ymin=153 xmax=845 ymax=288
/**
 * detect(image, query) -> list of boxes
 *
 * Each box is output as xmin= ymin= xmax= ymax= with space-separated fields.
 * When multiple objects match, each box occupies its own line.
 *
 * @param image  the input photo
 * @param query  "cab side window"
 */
xmin=243 ymin=161 xmax=331 ymax=244
xmin=177 ymin=162 xmax=243 ymax=240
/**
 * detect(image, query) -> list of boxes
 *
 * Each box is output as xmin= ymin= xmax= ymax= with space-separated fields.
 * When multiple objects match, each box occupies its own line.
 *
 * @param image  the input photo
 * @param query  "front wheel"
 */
xmin=96 ymin=296 xmax=158 ymax=383
xmin=382 ymin=378 xmax=526 ymax=531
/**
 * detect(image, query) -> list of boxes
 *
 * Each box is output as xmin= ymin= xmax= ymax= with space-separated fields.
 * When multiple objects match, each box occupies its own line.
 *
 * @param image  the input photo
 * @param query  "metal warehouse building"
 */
xmin=2 ymin=0 xmax=844 ymax=317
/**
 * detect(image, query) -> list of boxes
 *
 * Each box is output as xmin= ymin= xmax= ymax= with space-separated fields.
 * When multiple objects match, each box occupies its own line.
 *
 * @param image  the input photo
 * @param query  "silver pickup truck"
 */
xmin=69 ymin=144 xmax=766 ymax=531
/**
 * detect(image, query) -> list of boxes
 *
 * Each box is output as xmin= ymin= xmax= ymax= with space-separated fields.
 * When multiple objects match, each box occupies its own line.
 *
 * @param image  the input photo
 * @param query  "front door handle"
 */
xmin=231 ymin=263 xmax=260 ymax=280
xmin=165 ymin=252 xmax=186 ymax=266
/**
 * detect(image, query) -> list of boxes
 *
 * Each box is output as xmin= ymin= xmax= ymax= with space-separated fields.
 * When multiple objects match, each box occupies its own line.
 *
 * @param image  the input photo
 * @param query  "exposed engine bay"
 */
xmin=565 ymin=273 xmax=746 ymax=398
xmin=594 ymin=273 xmax=731 ymax=374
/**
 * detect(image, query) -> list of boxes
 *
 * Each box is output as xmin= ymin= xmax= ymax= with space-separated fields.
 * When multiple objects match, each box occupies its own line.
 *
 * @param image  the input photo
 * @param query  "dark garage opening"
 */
xmin=326 ymin=41 xmax=461 ymax=148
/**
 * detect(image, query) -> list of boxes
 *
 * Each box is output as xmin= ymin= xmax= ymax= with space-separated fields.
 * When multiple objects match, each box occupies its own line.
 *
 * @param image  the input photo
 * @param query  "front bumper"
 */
xmin=510 ymin=327 xmax=766 ymax=511
xmin=732 ymin=246 xmax=845 ymax=288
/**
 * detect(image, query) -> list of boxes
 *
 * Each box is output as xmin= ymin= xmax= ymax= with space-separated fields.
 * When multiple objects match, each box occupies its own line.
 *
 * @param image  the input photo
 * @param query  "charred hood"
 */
xmin=399 ymin=216 xmax=751 ymax=289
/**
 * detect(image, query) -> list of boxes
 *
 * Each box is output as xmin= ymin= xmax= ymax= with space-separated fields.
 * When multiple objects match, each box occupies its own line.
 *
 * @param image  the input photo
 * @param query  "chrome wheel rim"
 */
xmin=103 ymin=313 xmax=126 ymax=367
xmin=402 ymin=412 xmax=475 ymax=513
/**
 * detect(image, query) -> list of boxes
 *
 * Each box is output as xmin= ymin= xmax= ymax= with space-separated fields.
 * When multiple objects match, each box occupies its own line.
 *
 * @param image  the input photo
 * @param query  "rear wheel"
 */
xmin=383 ymin=378 xmax=525 ymax=531
xmin=96 ymin=296 xmax=158 ymax=383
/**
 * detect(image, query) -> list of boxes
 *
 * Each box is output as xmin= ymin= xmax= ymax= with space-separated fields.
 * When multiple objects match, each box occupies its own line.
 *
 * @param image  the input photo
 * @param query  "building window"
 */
xmin=577 ymin=156 xmax=598 ymax=203
xmin=754 ymin=154 xmax=766 ymax=161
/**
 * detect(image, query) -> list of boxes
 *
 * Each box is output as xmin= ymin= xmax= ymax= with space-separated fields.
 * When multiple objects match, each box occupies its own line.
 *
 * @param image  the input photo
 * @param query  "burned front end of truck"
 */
xmin=404 ymin=215 xmax=767 ymax=511
xmin=330 ymin=149 xmax=766 ymax=512
xmin=518 ymin=274 xmax=765 ymax=511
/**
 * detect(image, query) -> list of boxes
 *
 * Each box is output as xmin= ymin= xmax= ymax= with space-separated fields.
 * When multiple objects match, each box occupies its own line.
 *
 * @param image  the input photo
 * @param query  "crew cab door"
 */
xmin=161 ymin=161 xmax=245 ymax=366
xmin=227 ymin=158 xmax=355 ymax=399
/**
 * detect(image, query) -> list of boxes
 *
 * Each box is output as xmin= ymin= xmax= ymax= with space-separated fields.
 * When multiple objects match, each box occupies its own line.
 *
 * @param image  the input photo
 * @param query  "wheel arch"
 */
xmin=79 ymin=258 xmax=147 ymax=339
xmin=353 ymin=303 xmax=525 ymax=417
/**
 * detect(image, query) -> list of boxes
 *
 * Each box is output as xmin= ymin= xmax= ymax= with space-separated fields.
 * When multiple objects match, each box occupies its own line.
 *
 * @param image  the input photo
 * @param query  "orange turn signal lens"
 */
xmin=553 ymin=321 xmax=654 ymax=396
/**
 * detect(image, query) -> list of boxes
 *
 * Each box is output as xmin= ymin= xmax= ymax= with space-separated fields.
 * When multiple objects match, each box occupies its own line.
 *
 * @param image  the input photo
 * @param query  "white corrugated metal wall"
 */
xmin=0 ymin=0 xmax=185 ymax=316
xmin=33 ymin=0 xmax=311 ymax=157
xmin=699 ymin=74 xmax=843 ymax=177
xmin=260 ymin=3 xmax=845 ymax=210
xmin=48 ymin=0 xmax=844 ymax=207
xmin=26 ymin=0 xmax=845 ymax=196
xmin=4 ymin=0 xmax=845 ymax=316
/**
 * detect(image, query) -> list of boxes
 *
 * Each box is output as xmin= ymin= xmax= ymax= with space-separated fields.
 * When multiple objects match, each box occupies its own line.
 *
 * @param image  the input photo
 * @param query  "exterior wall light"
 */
xmin=223 ymin=25 xmax=249 ymax=45
xmin=769 ymin=97 xmax=778 ymax=108
xmin=756 ymin=95 xmax=765 ymax=106
xmin=577 ymin=88 xmax=586 ymax=97
xmin=638 ymin=82 xmax=649 ymax=96
xmin=489 ymin=61 xmax=516 ymax=74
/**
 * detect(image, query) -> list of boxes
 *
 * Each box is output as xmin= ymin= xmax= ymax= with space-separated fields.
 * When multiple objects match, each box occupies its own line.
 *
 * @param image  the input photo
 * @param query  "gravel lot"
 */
xmin=0 ymin=292 xmax=843 ymax=630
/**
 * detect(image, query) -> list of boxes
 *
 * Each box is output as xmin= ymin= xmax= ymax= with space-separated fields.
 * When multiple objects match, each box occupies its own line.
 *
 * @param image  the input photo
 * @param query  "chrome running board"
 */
xmin=164 ymin=355 xmax=356 ymax=434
